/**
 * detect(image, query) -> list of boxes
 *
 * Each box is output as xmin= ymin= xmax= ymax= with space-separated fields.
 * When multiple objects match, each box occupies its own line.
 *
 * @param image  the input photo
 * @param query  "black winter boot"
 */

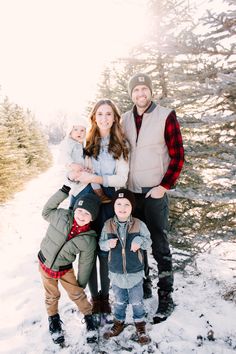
xmin=84 ymin=314 xmax=97 ymax=343
xmin=100 ymin=293 xmax=111 ymax=314
xmin=143 ymin=278 xmax=152 ymax=299
xmin=100 ymin=293 xmax=113 ymax=324
xmin=153 ymin=290 xmax=174 ymax=323
xmin=48 ymin=314 xmax=64 ymax=345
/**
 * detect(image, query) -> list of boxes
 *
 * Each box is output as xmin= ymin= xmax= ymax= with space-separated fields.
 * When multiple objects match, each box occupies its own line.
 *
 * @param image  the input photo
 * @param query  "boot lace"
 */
xmin=111 ymin=321 xmax=121 ymax=334
xmin=136 ymin=322 xmax=146 ymax=336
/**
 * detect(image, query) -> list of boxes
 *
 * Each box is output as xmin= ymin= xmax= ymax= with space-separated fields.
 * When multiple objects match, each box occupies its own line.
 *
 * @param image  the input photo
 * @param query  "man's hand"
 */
xmin=131 ymin=242 xmax=140 ymax=252
xmin=109 ymin=238 xmax=118 ymax=249
xmin=145 ymin=185 xmax=167 ymax=199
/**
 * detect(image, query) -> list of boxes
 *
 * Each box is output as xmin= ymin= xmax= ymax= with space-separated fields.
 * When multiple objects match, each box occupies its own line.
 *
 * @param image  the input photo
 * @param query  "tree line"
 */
xmin=1 ymin=0 xmax=235 ymax=257
xmin=43 ymin=0 xmax=235 ymax=257
xmin=0 ymin=97 xmax=52 ymax=203
xmin=89 ymin=0 xmax=236 ymax=258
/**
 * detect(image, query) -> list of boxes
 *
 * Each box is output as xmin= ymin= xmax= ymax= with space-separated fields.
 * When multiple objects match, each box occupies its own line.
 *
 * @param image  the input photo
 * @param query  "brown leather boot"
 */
xmin=135 ymin=321 xmax=151 ymax=345
xmin=93 ymin=188 xmax=111 ymax=204
xmin=91 ymin=294 xmax=101 ymax=314
xmin=103 ymin=319 xmax=125 ymax=339
xmin=100 ymin=293 xmax=111 ymax=314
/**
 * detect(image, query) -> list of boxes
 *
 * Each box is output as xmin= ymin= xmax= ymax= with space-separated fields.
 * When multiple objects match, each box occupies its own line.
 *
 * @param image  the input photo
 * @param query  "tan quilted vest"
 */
xmin=122 ymin=104 xmax=171 ymax=193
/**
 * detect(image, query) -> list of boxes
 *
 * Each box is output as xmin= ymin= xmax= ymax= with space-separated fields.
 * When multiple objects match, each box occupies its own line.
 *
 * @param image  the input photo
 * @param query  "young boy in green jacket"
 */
xmin=38 ymin=185 xmax=100 ymax=345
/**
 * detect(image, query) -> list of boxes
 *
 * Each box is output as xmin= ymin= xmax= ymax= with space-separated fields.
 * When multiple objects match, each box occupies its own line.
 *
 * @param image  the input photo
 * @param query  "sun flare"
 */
xmin=0 ymin=0 xmax=149 ymax=122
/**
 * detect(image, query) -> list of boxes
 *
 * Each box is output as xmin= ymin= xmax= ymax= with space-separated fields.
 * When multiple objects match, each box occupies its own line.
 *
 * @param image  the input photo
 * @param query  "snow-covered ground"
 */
xmin=0 ymin=146 xmax=235 ymax=354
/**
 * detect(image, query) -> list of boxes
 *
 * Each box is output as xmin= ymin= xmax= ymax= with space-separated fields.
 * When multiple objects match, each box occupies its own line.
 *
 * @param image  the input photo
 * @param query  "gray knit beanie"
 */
xmin=128 ymin=73 xmax=152 ymax=97
xmin=73 ymin=194 xmax=101 ymax=221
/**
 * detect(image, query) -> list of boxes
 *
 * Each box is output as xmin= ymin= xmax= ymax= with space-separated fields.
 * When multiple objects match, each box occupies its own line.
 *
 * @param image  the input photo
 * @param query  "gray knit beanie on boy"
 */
xmin=73 ymin=194 xmax=101 ymax=221
xmin=128 ymin=73 xmax=153 ymax=97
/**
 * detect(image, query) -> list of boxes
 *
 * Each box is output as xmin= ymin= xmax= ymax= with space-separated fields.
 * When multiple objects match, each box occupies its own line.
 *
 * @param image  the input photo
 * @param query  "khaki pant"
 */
xmin=39 ymin=266 xmax=92 ymax=316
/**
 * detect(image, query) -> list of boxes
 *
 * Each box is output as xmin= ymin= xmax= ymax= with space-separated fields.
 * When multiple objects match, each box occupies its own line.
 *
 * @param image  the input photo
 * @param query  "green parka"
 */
xmin=38 ymin=189 xmax=97 ymax=288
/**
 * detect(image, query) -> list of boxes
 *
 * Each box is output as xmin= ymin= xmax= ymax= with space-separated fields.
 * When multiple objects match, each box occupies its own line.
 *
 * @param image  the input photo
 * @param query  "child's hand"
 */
xmin=131 ymin=242 xmax=140 ymax=252
xmin=70 ymin=163 xmax=84 ymax=172
xmin=68 ymin=170 xmax=82 ymax=182
xmin=84 ymin=167 xmax=92 ymax=173
xmin=109 ymin=238 xmax=118 ymax=249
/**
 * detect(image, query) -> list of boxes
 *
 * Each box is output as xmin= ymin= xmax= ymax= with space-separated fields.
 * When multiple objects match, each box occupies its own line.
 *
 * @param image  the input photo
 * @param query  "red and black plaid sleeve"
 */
xmin=160 ymin=111 xmax=184 ymax=189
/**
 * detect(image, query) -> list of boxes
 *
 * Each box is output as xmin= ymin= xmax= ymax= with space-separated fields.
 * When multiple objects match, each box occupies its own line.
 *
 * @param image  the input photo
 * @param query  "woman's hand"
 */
xmin=77 ymin=171 xmax=94 ymax=184
xmin=69 ymin=163 xmax=84 ymax=172
xmin=68 ymin=171 xmax=81 ymax=182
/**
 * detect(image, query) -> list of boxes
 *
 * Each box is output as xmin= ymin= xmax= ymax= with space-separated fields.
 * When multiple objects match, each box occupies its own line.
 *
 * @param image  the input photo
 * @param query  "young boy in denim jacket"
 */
xmin=99 ymin=188 xmax=152 ymax=345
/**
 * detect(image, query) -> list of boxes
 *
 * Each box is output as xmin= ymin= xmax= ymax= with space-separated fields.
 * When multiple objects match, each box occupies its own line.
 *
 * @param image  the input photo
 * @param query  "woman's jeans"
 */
xmin=112 ymin=281 xmax=145 ymax=322
xmin=69 ymin=184 xmax=93 ymax=209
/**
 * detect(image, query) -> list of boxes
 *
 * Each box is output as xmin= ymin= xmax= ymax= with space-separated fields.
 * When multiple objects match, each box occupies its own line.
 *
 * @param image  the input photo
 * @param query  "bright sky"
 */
xmin=0 ymin=0 xmax=149 ymax=122
xmin=0 ymin=0 xmax=230 ymax=123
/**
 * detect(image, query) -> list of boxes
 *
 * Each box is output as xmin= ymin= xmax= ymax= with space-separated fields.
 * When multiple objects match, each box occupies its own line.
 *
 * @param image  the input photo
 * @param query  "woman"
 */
xmin=75 ymin=99 xmax=129 ymax=320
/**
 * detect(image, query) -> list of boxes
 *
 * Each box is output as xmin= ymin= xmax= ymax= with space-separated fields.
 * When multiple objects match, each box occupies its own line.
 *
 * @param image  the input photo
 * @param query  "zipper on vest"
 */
xmin=122 ymin=227 xmax=128 ymax=274
xmin=122 ymin=247 xmax=127 ymax=274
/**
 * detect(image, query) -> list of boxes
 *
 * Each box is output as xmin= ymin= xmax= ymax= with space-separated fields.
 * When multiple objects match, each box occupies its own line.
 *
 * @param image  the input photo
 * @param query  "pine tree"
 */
xmin=26 ymin=110 xmax=52 ymax=172
xmin=0 ymin=118 xmax=21 ymax=201
xmin=93 ymin=0 xmax=236 ymax=255
xmin=1 ymin=98 xmax=29 ymax=179
xmin=0 ymin=97 xmax=52 ymax=203
xmin=199 ymin=0 xmax=236 ymax=113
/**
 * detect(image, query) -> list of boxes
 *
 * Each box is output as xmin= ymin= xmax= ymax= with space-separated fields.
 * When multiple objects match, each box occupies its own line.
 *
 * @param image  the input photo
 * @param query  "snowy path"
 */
xmin=0 ymin=147 xmax=235 ymax=354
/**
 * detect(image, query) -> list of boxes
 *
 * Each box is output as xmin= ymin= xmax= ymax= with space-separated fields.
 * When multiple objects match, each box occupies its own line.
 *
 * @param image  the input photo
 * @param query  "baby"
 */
xmin=60 ymin=118 xmax=110 ymax=208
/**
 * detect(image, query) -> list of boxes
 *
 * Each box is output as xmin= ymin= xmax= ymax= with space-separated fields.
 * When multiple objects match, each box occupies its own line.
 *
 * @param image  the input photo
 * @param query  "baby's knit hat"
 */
xmin=66 ymin=113 xmax=89 ymax=136
xmin=73 ymin=194 xmax=101 ymax=221
xmin=112 ymin=188 xmax=136 ymax=212
xmin=128 ymin=73 xmax=153 ymax=97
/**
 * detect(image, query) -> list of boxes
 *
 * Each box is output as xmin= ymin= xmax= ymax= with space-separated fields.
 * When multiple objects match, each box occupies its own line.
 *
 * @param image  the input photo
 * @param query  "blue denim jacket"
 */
xmin=91 ymin=136 xmax=116 ymax=179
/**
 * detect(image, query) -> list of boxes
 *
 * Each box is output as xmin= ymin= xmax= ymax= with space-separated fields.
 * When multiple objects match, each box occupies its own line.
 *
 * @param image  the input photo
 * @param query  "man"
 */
xmin=121 ymin=73 xmax=184 ymax=323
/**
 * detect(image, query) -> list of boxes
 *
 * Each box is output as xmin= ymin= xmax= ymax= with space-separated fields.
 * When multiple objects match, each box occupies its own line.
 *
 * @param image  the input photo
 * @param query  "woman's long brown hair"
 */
xmin=85 ymin=99 xmax=129 ymax=161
